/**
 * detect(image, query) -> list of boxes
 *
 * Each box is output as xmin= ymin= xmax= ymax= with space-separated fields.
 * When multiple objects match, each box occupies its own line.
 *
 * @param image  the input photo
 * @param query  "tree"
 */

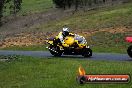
xmin=93 ymin=0 xmax=98 ymax=4
xmin=53 ymin=0 xmax=64 ymax=8
xmin=0 ymin=0 xmax=22 ymax=26
xmin=53 ymin=0 xmax=73 ymax=9
xmin=9 ymin=0 xmax=22 ymax=14
xmin=75 ymin=0 xmax=79 ymax=10
xmin=0 ymin=0 xmax=5 ymax=26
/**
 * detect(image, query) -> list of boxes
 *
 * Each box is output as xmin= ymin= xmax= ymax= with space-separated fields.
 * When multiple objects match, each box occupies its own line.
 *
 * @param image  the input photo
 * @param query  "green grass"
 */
xmin=1 ymin=45 xmax=47 ymax=51
xmin=20 ymin=0 xmax=53 ymax=14
xmin=0 ymin=56 xmax=132 ymax=88
xmin=37 ymin=3 xmax=132 ymax=31
xmin=4 ymin=0 xmax=53 ymax=16
xmin=88 ymin=32 xmax=132 ymax=54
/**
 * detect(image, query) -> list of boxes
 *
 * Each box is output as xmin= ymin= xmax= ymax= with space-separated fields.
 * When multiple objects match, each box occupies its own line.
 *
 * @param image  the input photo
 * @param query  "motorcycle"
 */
xmin=126 ymin=37 xmax=132 ymax=58
xmin=46 ymin=35 xmax=92 ymax=57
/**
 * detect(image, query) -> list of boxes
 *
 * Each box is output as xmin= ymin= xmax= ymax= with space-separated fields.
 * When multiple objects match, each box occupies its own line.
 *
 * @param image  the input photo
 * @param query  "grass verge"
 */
xmin=0 ymin=56 xmax=132 ymax=88
xmin=0 ymin=45 xmax=47 ymax=51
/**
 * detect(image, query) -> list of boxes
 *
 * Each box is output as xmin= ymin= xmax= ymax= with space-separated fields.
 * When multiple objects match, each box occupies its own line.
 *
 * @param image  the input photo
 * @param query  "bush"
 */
xmin=53 ymin=0 xmax=73 ymax=9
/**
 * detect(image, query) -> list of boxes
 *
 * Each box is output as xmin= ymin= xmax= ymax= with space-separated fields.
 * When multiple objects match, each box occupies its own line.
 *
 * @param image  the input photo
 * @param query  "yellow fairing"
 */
xmin=64 ymin=36 xmax=75 ymax=45
xmin=55 ymin=32 xmax=62 ymax=39
xmin=62 ymin=43 xmax=69 ymax=47
xmin=47 ymin=40 xmax=53 ymax=44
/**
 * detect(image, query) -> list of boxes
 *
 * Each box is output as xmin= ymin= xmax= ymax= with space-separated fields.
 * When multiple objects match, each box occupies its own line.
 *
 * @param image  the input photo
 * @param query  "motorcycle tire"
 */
xmin=82 ymin=48 xmax=92 ymax=57
xmin=49 ymin=45 xmax=62 ymax=57
xmin=127 ymin=45 xmax=132 ymax=58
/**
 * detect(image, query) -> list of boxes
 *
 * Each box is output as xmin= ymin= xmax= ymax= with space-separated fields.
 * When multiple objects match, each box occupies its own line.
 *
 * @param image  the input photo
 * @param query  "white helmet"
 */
xmin=62 ymin=27 xmax=69 ymax=37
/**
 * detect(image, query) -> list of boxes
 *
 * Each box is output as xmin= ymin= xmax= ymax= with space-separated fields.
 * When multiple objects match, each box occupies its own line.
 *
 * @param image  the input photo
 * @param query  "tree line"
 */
xmin=0 ymin=0 xmax=22 ymax=26
xmin=53 ymin=0 xmax=129 ymax=10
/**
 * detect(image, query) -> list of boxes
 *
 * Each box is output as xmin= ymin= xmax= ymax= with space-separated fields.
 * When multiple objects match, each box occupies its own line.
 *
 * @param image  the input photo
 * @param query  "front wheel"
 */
xmin=49 ymin=45 xmax=62 ymax=57
xmin=127 ymin=45 xmax=132 ymax=58
xmin=82 ymin=48 xmax=92 ymax=57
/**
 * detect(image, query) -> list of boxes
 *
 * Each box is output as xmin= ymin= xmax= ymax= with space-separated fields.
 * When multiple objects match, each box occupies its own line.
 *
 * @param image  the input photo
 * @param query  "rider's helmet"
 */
xmin=62 ymin=27 xmax=69 ymax=37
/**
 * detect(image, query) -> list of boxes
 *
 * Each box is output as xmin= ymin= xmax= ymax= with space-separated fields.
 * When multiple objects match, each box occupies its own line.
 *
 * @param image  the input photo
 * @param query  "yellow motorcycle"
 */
xmin=46 ymin=35 xmax=92 ymax=57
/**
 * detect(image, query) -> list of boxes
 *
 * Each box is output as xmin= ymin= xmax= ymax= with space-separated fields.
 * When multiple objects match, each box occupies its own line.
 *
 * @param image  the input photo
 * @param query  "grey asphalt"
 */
xmin=0 ymin=50 xmax=131 ymax=61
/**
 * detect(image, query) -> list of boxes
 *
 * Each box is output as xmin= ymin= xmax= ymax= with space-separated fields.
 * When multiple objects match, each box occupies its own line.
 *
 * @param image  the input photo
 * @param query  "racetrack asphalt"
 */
xmin=0 ymin=50 xmax=131 ymax=61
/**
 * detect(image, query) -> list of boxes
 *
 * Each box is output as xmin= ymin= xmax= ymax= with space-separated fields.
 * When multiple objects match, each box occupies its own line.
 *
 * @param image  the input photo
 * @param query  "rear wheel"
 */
xmin=82 ymin=48 xmax=92 ymax=57
xmin=49 ymin=45 xmax=62 ymax=57
xmin=127 ymin=45 xmax=132 ymax=58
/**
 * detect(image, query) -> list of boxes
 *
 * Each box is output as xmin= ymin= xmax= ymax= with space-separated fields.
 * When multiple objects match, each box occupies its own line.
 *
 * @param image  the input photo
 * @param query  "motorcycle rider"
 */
xmin=57 ymin=27 xmax=70 ymax=44
xmin=56 ymin=26 xmax=87 ymax=46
